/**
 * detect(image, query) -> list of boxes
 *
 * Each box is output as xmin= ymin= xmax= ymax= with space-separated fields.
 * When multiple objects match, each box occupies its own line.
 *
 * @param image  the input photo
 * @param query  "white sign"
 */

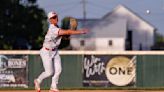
xmin=105 ymin=56 xmax=136 ymax=86
xmin=84 ymin=55 xmax=105 ymax=78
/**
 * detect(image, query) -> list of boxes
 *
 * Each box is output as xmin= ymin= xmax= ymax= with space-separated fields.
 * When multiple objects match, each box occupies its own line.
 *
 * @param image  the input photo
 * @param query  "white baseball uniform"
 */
xmin=36 ymin=24 xmax=62 ymax=89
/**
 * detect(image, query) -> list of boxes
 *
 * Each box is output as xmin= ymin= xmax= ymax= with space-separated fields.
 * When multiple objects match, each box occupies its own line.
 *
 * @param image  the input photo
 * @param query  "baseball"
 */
xmin=146 ymin=10 xmax=150 ymax=14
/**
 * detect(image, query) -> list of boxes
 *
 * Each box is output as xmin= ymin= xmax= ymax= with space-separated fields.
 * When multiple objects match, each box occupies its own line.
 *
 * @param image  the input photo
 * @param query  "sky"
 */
xmin=37 ymin=0 xmax=164 ymax=35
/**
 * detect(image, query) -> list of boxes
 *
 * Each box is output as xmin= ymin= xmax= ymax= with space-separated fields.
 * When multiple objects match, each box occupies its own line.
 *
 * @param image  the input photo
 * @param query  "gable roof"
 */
xmin=102 ymin=4 xmax=156 ymax=29
xmin=77 ymin=18 xmax=100 ymax=29
xmin=93 ymin=19 xmax=127 ymax=38
xmin=76 ymin=4 xmax=156 ymax=39
xmin=77 ymin=4 xmax=156 ymax=31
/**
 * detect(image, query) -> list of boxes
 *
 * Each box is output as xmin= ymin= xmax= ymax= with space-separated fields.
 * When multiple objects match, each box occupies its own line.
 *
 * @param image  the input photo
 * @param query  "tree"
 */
xmin=151 ymin=32 xmax=164 ymax=50
xmin=0 ymin=0 xmax=47 ymax=50
xmin=58 ymin=16 xmax=78 ymax=50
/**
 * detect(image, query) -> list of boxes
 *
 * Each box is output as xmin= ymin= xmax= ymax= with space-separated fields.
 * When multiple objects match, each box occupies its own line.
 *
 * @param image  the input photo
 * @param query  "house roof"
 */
xmin=102 ymin=4 xmax=156 ymax=30
xmin=77 ymin=18 xmax=99 ymax=29
xmin=76 ymin=4 xmax=156 ymax=38
xmin=93 ymin=18 xmax=127 ymax=38
xmin=77 ymin=4 xmax=156 ymax=30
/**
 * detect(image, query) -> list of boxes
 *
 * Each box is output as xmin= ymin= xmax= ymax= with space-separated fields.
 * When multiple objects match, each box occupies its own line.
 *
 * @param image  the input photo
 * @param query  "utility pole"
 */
xmin=82 ymin=0 xmax=86 ymax=26
xmin=80 ymin=0 xmax=87 ymax=50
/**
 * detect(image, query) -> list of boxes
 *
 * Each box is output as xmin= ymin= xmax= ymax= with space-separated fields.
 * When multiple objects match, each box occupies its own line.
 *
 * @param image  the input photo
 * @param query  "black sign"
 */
xmin=83 ymin=55 xmax=136 ymax=87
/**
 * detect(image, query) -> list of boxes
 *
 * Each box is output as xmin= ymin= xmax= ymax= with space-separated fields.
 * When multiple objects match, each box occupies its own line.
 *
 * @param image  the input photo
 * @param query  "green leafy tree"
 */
xmin=59 ymin=17 xmax=78 ymax=50
xmin=59 ymin=17 xmax=71 ymax=49
xmin=151 ymin=32 xmax=164 ymax=50
xmin=0 ymin=0 xmax=47 ymax=50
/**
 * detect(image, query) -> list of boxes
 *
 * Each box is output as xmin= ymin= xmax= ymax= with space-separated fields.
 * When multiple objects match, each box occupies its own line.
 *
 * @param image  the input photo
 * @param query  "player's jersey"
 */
xmin=43 ymin=24 xmax=62 ymax=49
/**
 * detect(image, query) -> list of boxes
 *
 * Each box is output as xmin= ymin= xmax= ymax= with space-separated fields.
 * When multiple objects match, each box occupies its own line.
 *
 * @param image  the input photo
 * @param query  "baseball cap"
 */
xmin=48 ymin=11 xmax=57 ymax=19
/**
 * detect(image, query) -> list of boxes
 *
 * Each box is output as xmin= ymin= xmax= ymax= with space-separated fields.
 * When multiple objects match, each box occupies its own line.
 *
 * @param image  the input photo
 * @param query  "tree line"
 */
xmin=0 ymin=0 xmax=47 ymax=50
xmin=0 ymin=0 xmax=163 ymax=50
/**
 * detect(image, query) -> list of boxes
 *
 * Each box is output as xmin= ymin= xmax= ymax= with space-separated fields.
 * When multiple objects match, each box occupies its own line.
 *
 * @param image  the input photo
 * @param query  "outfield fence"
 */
xmin=0 ymin=50 xmax=164 ymax=89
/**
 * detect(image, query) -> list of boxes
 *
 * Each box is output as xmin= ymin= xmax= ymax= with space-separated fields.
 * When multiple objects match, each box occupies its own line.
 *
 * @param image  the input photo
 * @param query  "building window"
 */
xmin=80 ymin=40 xmax=85 ymax=46
xmin=108 ymin=40 xmax=113 ymax=46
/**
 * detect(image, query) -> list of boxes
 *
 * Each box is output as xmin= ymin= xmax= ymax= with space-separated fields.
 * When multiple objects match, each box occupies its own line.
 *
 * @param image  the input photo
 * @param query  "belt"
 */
xmin=44 ymin=47 xmax=56 ymax=51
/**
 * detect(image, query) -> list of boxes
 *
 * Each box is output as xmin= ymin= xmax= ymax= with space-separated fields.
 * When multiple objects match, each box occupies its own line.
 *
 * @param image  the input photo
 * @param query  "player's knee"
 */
xmin=56 ymin=68 xmax=62 ymax=75
xmin=45 ymin=71 xmax=53 ymax=77
xmin=59 ymin=68 xmax=62 ymax=74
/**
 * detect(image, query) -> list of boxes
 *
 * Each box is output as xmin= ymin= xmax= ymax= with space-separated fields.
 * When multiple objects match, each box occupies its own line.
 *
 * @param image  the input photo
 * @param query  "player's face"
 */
xmin=49 ymin=15 xmax=58 ymax=25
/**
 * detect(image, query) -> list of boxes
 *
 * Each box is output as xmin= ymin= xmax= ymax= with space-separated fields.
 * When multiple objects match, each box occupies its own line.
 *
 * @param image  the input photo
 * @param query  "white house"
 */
xmin=70 ymin=5 xmax=156 ymax=51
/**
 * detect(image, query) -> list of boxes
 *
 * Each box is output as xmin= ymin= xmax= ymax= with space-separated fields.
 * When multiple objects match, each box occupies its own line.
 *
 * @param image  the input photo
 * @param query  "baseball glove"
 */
xmin=69 ymin=17 xmax=78 ymax=30
xmin=61 ymin=16 xmax=78 ymax=30
xmin=61 ymin=17 xmax=78 ymax=40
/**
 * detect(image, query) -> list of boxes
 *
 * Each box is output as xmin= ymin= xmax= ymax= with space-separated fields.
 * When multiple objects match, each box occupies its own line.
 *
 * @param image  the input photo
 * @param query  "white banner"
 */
xmin=0 ymin=55 xmax=28 ymax=88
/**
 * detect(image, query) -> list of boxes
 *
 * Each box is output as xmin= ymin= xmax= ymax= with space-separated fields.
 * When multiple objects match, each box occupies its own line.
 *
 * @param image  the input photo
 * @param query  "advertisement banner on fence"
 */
xmin=0 ymin=55 xmax=28 ymax=88
xmin=83 ymin=55 xmax=136 ymax=87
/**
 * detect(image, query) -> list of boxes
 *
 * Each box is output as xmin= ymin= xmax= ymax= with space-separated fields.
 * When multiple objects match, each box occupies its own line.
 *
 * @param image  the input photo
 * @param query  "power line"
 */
xmin=58 ymin=3 xmax=81 ymax=14
xmin=87 ymin=9 xmax=104 ymax=17
xmin=41 ymin=0 xmax=112 ymax=19
xmin=87 ymin=1 xmax=111 ymax=11
xmin=40 ymin=1 xmax=81 ymax=8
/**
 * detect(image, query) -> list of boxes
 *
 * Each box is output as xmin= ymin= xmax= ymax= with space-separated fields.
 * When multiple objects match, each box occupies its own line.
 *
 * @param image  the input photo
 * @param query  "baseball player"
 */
xmin=34 ymin=11 xmax=87 ymax=92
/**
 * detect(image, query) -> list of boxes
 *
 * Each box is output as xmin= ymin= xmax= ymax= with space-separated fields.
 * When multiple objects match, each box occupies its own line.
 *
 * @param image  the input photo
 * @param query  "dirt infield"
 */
xmin=0 ymin=90 xmax=164 ymax=92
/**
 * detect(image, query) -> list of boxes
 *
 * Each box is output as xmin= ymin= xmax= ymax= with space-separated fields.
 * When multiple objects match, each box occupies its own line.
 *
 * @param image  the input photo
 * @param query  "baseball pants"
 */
xmin=36 ymin=48 xmax=62 ymax=89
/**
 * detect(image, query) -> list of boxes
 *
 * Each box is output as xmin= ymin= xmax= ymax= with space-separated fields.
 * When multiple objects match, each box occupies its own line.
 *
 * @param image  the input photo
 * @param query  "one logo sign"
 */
xmin=105 ymin=56 xmax=136 ymax=86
